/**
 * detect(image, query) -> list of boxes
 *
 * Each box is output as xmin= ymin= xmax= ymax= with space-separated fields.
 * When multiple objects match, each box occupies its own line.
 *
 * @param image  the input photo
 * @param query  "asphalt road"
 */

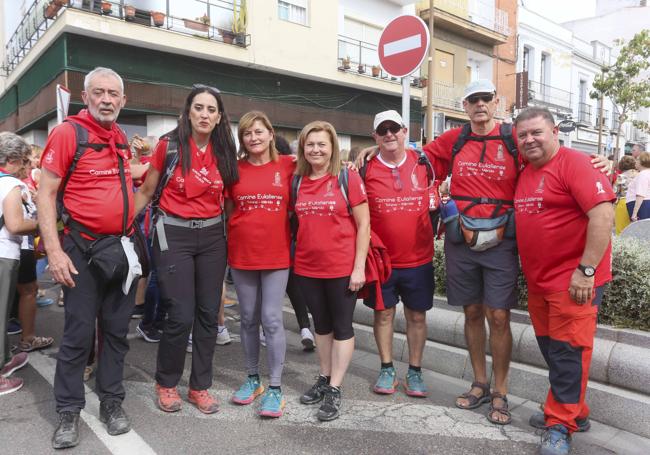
xmin=2 ymin=283 xmax=647 ymax=455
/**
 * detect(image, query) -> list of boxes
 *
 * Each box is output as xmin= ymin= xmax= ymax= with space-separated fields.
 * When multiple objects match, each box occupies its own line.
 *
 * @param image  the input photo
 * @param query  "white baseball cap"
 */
xmin=373 ymin=110 xmax=404 ymax=131
xmin=463 ymin=79 xmax=496 ymax=100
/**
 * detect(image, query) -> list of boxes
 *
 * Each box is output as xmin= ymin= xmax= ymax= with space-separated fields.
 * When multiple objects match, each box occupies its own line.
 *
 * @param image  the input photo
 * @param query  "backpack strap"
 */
xmin=337 ymin=167 xmax=352 ymax=215
xmin=414 ymin=148 xmax=435 ymax=186
xmin=449 ymin=123 xmax=472 ymax=177
xmin=499 ymin=122 xmax=518 ymax=171
xmin=150 ymin=139 xmax=180 ymax=222
xmin=289 ymin=174 xmax=302 ymax=241
xmin=0 ymin=173 xmax=12 ymax=230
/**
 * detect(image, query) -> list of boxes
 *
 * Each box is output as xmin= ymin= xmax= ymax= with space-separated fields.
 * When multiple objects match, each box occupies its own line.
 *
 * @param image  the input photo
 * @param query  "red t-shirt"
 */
xmin=363 ymin=150 xmax=433 ymax=268
xmin=293 ymin=170 xmax=367 ymax=278
xmin=150 ymin=138 xmax=224 ymax=219
xmin=423 ymin=124 xmax=520 ymax=218
xmin=40 ymin=110 xmax=135 ymax=235
xmin=514 ymin=147 xmax=615 ymax=294
xmin=226 ymin=155 xmax=295 ymax=269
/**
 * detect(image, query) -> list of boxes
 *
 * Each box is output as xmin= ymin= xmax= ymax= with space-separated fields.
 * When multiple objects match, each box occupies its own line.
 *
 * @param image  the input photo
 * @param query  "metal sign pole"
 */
xmin=402 ymin=77 xmax=410 ymax=146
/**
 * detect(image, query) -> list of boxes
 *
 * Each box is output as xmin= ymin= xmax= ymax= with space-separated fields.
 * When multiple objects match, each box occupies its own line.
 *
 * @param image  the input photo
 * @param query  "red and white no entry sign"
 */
xmin=378 ymin=15 xmax=430 ymax=78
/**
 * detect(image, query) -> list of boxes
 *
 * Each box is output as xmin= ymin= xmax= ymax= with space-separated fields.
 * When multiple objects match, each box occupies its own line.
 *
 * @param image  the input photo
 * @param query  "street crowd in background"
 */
xmin=1 ymin=66 xmax=648 ymax=455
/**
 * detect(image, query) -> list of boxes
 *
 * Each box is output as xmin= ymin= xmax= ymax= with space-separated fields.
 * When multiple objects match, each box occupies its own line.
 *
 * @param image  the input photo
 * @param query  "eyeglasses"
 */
xmin=466 ymin=93 xmax=495 ymax=104
xmin=391 ymin=168 xmax=403 ymax=191
xmin=376 ymin=123 xmax=402 ymax=136
xmin=192 ymin=83 xmax=221 ymax=94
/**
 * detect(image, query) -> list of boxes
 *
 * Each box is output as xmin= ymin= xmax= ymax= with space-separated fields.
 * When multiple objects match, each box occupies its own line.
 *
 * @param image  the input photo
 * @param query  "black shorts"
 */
xmin=363 ymin=262 xmax=435 ymax=312
xmin=17 ymin=249 xmax=37 ymax=284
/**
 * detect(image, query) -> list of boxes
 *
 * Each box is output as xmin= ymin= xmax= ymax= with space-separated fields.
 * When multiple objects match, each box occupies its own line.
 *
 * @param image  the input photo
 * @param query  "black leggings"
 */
xmin=286 ymin=269 xmax=311 ymax=329
xmin=294 ymin=275 xmax=356 ymax=341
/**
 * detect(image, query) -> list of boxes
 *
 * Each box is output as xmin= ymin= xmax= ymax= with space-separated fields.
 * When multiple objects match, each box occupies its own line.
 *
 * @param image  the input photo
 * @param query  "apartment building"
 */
xmin=0 ymin=0 xmax=424 ymax=150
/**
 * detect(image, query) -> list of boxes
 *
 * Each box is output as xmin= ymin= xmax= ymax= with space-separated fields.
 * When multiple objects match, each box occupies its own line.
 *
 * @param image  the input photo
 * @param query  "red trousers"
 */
xmin=528 ymin=291 xmax=598 ymax=433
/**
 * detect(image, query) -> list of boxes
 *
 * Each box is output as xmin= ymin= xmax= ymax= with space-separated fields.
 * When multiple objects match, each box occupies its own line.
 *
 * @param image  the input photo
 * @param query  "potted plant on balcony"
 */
xmin=372 ymin=65 xmax=380 ymax=77
xmin=44 ymin=1 xmax=62 ymax=19
xmin=124 ymin=5 xmax=136 ymax=21
xmin=101 ymin=1 xmax=112 ymax=14
xmin=358 ymin=64 xmax=365 ymax=74
xmin=184 ymin=14 xmax=210 ymax=32
xmin=419 ymin=76 xmax=428 ymax=88
xmin=231 ymin=0 xmax=247 ymax=45
xmin=341 ymin=56 xmax=351 ymax=70
xmin=151 ymin=11 xmax=165 ymax=27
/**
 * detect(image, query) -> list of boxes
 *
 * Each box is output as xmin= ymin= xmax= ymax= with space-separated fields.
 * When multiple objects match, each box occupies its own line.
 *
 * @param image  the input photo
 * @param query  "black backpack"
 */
xmin=149 ymin=137 xmax=180 ymax=226
xmin=448 ymin=122 xmax=519 ymax=217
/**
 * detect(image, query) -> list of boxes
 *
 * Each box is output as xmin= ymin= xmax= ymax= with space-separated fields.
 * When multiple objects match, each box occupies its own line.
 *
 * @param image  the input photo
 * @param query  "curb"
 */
xmin=281 ymin=303 xmax=650 ymax=439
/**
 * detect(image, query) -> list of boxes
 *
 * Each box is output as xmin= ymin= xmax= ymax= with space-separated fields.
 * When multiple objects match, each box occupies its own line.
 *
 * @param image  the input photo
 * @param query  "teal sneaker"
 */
xmin=404 ymin=369 xmax=428 ymax=397
xmin=231 ymin=376 xmax=264 ymax=405
xmin=373 ymin=366 xmax=397 ymax=394
xmin=258 ymin=388 xmax=285 ymax=418
xmin=540 ymin=424 xmax=571 ymax=455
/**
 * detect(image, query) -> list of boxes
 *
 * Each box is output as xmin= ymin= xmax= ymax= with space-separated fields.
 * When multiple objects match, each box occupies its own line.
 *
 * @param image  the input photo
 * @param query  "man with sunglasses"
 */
xmin=422 ymin=79 xmax=519 ymax=425
xmin=361 ymin=110 xmax=436 ymax=398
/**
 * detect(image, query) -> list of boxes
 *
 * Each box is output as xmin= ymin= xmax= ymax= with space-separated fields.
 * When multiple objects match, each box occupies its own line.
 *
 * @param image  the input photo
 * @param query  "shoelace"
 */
xmin=264 ymin=390 xmax=281 ymax=405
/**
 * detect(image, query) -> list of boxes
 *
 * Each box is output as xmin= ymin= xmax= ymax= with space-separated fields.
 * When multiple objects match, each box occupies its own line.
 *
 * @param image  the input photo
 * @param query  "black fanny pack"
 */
xmin=82 ymin=234 xmax=129 ymax=283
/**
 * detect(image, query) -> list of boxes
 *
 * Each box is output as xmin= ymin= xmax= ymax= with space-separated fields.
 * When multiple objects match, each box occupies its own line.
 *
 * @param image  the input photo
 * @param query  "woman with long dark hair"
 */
xmin=135 ymin=84 xmax=238 ymax=414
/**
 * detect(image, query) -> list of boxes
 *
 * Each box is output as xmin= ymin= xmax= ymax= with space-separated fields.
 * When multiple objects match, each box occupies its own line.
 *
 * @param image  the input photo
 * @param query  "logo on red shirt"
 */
xmin=272 ymin=171 xmax=283 ymax=187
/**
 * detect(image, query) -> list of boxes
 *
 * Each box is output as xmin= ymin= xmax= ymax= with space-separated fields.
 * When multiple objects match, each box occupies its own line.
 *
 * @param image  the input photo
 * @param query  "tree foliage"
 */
xmin=591 ymin=29 xmax=650 ymax=156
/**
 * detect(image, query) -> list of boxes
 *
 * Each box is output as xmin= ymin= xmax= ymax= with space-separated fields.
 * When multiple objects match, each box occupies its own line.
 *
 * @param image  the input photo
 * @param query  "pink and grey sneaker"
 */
xmin=0 ymin=376 xmax=24 ymax=396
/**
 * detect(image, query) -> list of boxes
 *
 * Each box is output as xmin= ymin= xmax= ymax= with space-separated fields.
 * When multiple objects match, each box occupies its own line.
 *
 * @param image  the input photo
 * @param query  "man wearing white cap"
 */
xmin=361 ymin=109 xmax=436 ymax=398
xmin=422 ymin=79 xmax=519 ymax=425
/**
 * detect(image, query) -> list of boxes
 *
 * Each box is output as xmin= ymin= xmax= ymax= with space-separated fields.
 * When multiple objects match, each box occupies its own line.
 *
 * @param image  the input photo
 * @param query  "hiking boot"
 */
xmin=0 ymin=376 xmax=23 ymax=396
xmin=52 ymin=411 xmax=80 ymax=449
xmin=1 ymin=352 xmax=28 ymax=378
xmin=373 ymin=366 xmax=397 ymax=394
xmin=300 ymin=375 xmax=328 ymax=405
xmin=188 ymin=388 xmax=220 ymax=414
xmin=136 ymin=321 xmax=161 ymax=343
xmin=232 ymin=376 xmax=264 ymax=405
xmin=155 ymin=384 xmax=182 ymax=412
xmin=99 ymin=400 xmax=131 ymax=436
xmin=404 ymin=369 xmax=428 ymax=397
xmin=529 ymin=412 xmax=591 ymax=432
xmin=216 ymin=326 xmax=232 ymax=346
xmin=300 ymin=328 xmax=315 ymax=351
xmin=258 ymin=388 xmax=285 ymax=418
xmin=540 ymin=424 xmax=571 ymax=455
xmin=317 ymin=385 xmax=341 ymax=421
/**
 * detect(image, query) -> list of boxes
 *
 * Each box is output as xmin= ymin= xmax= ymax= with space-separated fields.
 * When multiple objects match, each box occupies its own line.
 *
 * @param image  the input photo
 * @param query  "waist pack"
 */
xmin=445 ymin=209 xmax=515 ymax=252
xmin=70 ymin=232 xmax=129 ymax=284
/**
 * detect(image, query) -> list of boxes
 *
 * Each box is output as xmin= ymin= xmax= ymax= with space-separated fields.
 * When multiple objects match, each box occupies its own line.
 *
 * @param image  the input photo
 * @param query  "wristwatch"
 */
xmin=577 ymin=264 xmax=596 ymax=277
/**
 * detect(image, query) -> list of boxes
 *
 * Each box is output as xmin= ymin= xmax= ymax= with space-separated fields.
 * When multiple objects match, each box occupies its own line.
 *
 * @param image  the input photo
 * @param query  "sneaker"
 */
xmin=529 ymin=411 xmax=591 ymax=432
xmin=259 ymin=327 xmax=266 ymax=347
xmin=99 ymin=400 xmax=131 ymax=436
xmin=300 ymin=328 xmax=315 ymax=352
xmin=300 ymin=375 xmax=328 ymax=405
xmin=317 ymin=385 xmax=341 ymax=421
xmin=52 ymin=411 xmax=80 ymax=449
xmin=136 ymin=321 xmax=162 ymax=343
xmin=0 ymin=376 xmax=23 ymax=396
xmin=131 ymin=305 xmax=145 ymax=319
xmin=216 ymin=326 xmax=232 ymax=346
xmin=404 ymin=369 xmax=428 ymax=397
xmin=188 ymin=388 xmax=220 ymax=414
xmin=7 ymin=319 xmax=22 ymax=335
xmin=186 ymin=334 xmax=193 ymax=353
xmin=259 ymin=388 xmax=285 ymax=418
xmin=373 ymin=366 xmax=398 ymax=394
xmin=232 ymin=376 xmax=264 ymax=405
xmin=155 ymin=383 xmax=182 ymax=412
xmin=1 ymin=352 xmax=28 ymax=378
xmin=36 ymin=296 xmax=54 ymax=307
xmin=540 ymin=424 xmax=571 ymax=455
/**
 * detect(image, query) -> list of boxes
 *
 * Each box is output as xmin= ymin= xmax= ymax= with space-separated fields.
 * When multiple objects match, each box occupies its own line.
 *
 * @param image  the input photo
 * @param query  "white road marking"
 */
xmin=124 ymin=380 xmax=538 ymax=444
xmin=383 ymin=34 xmax=422 ymax=57
xmin=29 ymin=352 xmax=157 ymax=455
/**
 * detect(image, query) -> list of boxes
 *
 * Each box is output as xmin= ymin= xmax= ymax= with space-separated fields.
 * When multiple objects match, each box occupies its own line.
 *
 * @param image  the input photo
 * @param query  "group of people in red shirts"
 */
xmin=0 ymin=67 xmax=616 ymax=455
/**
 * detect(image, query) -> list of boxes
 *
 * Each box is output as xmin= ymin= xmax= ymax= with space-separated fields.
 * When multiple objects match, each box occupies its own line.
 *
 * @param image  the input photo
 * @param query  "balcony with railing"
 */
xmin=527 ymin=80 xmax=572 ymax=113
xmin=421 ymin=80 xmax=465 ymax=111
xmin=578 ymin=102 xmax=592 ymax=125
xmin=611 ymin=115 xmax=620 ymax=132
xmin=3 ymin=0 xmax=249 ymax=76
xmin=419 ymin=0 xmax=510 ymax=46
xmin=595 ymin=109 xmax=610 ymax=131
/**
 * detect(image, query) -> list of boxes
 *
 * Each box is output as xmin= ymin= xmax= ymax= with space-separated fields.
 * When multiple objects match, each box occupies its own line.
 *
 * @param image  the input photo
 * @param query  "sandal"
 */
xmin=18 ymin=336 xmax=54 ymax=352
xmin=487 ymin=392 xmax=512 ymax=425
xmin=455 ymin=381 xmax=491 ymax=409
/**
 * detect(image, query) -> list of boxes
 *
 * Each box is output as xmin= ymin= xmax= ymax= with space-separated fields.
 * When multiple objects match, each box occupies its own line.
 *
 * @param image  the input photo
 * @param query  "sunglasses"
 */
xmin=466 ymin=93 xmax=495 ymax=104
xmin=391 ymin=168 xmax=403 ymax=191
xmin=192 ymin=83 xmax=221 ymax=94
xmin=375 ymin=123 xmax=402 ymax=136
